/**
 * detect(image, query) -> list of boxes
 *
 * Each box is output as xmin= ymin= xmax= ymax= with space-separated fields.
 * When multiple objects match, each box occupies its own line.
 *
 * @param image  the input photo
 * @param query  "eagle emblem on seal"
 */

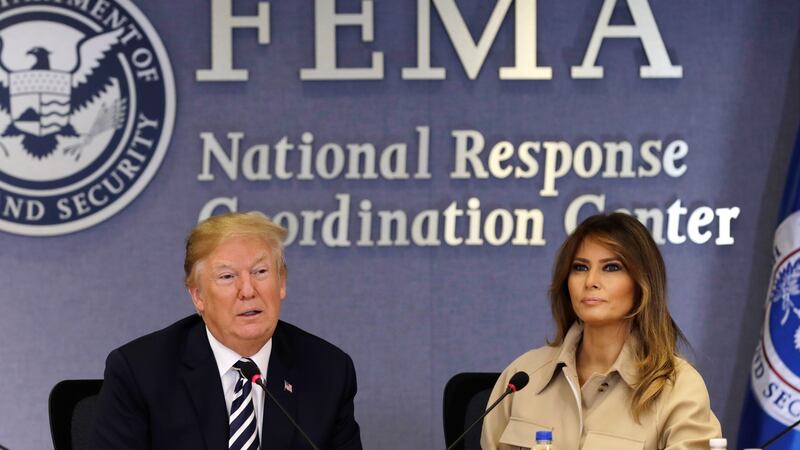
xmin=772 ymin=259 xmax=800 ymax=350
xmin=0 ymin=27 xmax=126 ymax=159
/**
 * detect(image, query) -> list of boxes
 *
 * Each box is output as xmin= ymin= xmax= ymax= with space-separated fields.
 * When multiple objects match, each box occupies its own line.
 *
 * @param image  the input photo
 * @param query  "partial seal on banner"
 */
xmin=755 ymin=210 xmax=800 ymax=425
xmin=0 ymin=1 xmax=175 ymax=236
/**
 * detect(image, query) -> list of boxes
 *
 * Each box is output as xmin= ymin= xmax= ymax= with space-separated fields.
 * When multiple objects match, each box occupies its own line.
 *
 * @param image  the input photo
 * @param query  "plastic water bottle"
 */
xmin=533 ymin=430 xmax=553 ymax=450
xmin=709 ymin=438 xmax=727 ymax=449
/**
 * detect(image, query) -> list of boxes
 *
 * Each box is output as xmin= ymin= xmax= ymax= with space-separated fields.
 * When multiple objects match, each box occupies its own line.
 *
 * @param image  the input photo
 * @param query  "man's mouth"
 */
xmin=238 ymin=310 xmax=262 ymax=317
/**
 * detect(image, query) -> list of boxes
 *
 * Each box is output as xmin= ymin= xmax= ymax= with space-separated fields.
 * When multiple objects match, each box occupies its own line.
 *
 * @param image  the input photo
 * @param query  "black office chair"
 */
xmin=49 ymin=379 xmax=103 ymax=450
xmin=443 ymin=372 xmax=500 ymax=450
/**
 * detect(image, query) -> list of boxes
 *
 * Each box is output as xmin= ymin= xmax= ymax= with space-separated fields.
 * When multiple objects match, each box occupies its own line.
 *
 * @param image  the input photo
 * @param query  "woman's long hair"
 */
xmin=548 ymin=213 xmax=685 ymax=421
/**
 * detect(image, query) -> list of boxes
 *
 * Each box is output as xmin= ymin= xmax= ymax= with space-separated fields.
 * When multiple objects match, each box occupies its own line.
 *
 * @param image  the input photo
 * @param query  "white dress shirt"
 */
xmin=206 ymin=327 xmax=272 ymax=440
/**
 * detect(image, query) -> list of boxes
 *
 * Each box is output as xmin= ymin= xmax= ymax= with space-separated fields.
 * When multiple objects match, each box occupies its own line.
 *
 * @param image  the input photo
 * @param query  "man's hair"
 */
xmin=548 ymin=212 xmax=685 ymax=421
xmin=184 ymin=212 xmax=288 ymax=287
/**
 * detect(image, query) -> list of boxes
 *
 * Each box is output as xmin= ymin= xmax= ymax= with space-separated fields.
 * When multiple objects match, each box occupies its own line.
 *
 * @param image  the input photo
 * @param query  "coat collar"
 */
xmin=178 ymin=318 xmax=299 ymax=449
xmin=532 ymin=322 xmax=639 ymax=394
xmin=180 ymin=316 xmax=228 ymax=450
xmin=262 ymin=321 xmax=299 ymax=449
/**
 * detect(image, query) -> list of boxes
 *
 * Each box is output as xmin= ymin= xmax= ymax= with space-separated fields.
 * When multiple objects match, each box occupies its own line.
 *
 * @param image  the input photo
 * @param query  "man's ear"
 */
xmin=188 ymin=286 xmax=205 ymax=314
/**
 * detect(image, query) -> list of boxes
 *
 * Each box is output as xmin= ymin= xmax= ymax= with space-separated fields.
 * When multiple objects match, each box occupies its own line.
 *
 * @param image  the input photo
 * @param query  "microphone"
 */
xmin=506 ymin=371 xmax=530 ymax=393
xmin=757 ymin=416 xmax=800 ymax=449
xmin=445 ymin=371 xmax=529 ymax=450
xmin=238 ymin=360 xmax=321 ymax=450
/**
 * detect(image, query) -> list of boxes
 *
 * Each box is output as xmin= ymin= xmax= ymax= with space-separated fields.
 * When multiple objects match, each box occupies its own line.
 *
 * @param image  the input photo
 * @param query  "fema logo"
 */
xmin=755 ymin=230 xmax=800 ymax=425
xmin=0 ymin=1 xmax=174 ymax=236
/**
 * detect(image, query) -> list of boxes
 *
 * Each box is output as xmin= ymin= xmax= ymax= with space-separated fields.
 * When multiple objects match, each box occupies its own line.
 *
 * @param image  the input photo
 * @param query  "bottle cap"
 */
xmin=709 ymin=438 xmax=727 ymax=448
xmin=535 ymin=430 xmax=553 ymax=441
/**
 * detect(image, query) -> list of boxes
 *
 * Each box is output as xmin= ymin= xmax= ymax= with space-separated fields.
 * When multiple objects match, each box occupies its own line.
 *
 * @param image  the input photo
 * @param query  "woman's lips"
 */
xmin=581 ymin=297 xmax=606 ymax=305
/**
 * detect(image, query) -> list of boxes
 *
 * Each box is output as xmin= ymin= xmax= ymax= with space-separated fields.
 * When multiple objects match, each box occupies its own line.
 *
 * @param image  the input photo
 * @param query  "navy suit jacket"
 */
xmin=93 ymin=315 xmax=362 ymax=450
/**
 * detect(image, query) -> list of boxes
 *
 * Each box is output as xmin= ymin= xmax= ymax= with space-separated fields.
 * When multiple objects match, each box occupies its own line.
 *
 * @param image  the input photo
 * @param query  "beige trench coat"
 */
xmin=480 ymin=324 xmax=721 ymax=450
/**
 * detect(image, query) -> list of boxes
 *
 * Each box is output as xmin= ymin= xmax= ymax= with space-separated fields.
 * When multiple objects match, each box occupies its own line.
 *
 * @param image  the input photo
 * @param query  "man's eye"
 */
xmin=572 ymin=263 xmax=588 ymax=272
xmin=604 ymin=263 xmax=622 ymax=272
xmin=253 ymin=268 xmax=269 ymax=278
xmin=218 ymin=274 xmax=235 ymax=280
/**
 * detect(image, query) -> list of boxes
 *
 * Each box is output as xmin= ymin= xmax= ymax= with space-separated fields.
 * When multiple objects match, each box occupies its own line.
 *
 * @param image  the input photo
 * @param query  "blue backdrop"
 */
xmin=0 ymin=1 xmax=798 ymax=448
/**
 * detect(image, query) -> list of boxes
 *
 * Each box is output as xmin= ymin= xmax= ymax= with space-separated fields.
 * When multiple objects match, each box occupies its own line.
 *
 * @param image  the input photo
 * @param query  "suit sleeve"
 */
xmin=93 ymin=349 xmax=151 ymax=449
xmin=330 ymin=353 xmax=363 ymax=450
xmin=659 ymin=361 xmax=722 ymax=450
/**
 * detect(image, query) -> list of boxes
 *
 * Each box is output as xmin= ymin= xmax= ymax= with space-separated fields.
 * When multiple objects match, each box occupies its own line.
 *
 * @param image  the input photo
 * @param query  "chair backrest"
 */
xmin=49 ymin=379 xmax=103 ymax=450
xmin=443 ymin=372 xmax=500 ymax=450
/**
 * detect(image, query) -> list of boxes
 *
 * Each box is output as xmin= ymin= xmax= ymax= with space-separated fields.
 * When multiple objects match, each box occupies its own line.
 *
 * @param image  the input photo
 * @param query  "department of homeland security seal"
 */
xmin=754 ymin=212 xmax=800 ymax=425
xmin=0 ymin=0 xmax=174 ymax=236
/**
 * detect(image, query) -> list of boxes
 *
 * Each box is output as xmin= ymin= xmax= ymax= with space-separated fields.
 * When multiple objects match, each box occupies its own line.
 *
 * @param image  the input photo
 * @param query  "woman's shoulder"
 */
xmin=659 ymin=355 xmax=713 ymax=403
xmin=672 ymin=356 xmax=709 ymax=385
xmin=653 ymin=355 xmax=721 ymax=441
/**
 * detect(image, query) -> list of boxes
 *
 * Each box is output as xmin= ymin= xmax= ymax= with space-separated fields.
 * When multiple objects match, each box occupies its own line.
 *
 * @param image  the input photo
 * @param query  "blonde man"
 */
xmin=94 ymin=212 xmax=363 ymax=450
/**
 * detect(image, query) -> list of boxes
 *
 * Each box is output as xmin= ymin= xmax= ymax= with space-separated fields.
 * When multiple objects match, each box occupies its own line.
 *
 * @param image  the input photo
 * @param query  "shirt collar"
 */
xmin=555 ymin=322 xmax=583 ymax=369
xmin=610 ymin=331 xmax=639 ymax=387
xmin=536 ymin=322 xmax=639 ymax=392
xmin=205 ymin=326 xmax=273 ymax=378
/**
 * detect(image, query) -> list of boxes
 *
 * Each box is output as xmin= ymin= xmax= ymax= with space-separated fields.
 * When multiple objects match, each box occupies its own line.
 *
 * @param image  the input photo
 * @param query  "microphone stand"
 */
xmin=445 ymin=387 xmax=514 ymax=450
xmin=253 ymin=379 xmax=320 ymax=450
xmin=759 ymin=417 xmax=800 ymax=449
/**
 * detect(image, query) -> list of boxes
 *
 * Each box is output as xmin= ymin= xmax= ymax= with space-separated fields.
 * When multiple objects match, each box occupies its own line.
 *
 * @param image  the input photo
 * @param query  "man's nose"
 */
xmin=238 ymin=274 xmax=256 ymax=299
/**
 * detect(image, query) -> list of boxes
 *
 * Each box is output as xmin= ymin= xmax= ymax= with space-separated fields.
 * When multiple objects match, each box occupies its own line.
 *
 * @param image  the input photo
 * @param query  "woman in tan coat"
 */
xmin=480 ymin=213 xmax=721 ymax=450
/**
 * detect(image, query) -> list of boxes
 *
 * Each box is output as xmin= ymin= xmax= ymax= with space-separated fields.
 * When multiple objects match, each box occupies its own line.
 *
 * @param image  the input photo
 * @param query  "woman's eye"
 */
xmin=604 ymin=263 xmax=622 ymax=272
xmin=572 ymin=263 xmax=588 ymax=272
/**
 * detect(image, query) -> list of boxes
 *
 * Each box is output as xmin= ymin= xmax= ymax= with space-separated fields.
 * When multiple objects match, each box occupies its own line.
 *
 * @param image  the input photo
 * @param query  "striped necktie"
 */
xmin=229 ymin=358 xmax=260 ymax=450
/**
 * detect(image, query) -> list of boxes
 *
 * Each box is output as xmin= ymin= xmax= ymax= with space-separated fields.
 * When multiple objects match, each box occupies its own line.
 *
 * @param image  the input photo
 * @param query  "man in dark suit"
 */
xmin=94 ymin=212 xmax=362 ymax=450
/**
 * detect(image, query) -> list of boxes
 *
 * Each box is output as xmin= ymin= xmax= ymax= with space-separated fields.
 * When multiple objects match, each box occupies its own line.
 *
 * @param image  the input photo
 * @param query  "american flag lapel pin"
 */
xmin=284 ymin=380 xmax=293 ymax=393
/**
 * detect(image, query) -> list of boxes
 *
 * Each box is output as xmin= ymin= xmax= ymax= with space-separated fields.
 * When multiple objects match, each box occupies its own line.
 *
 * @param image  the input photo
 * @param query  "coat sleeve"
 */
xmin=330 ymin=353 xmax=363 ymax=450
xmin=93 ymin=348 xmax=151 ymax=450
xmin=480 ymin=368 xmax=514 ymax=450
xmin=659 ymin=361 xmax=722 ymax=450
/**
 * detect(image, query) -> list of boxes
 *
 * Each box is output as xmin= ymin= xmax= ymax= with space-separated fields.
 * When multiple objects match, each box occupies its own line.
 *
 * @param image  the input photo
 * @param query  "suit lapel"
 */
xmin=262 ymin=322 xmax=298 ymax=449
xmin=180 ymin=320 xmax=228 ymax=450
